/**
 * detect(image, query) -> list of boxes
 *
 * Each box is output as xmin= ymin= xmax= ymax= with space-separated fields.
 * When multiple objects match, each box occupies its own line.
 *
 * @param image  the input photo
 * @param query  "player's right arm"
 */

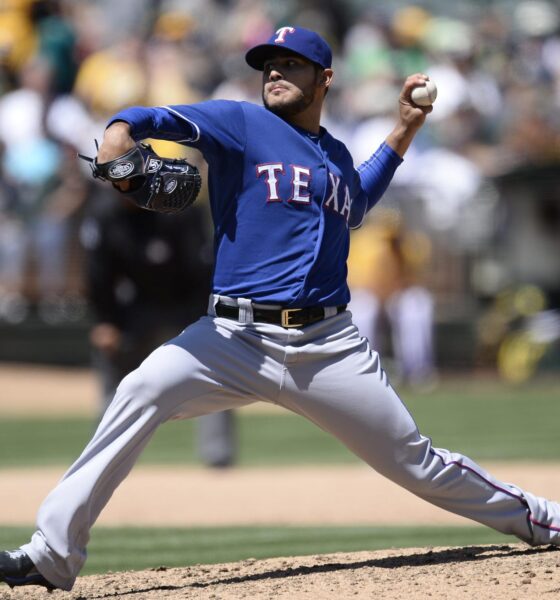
xmin=349 ymin=73 xmax=432 ymax=228
xmin=385 ymin=73 xmax=432 ymax=158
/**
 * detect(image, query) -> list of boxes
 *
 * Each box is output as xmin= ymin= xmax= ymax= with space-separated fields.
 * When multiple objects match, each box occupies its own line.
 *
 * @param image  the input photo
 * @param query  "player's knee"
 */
xmin=390 ymin=439 xmax=474 ymax=498
xmin=383 ymin=435 xmax=440 ymax=493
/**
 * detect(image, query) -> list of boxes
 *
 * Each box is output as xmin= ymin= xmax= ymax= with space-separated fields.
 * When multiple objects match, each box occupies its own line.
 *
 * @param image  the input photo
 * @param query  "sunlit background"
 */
xmin=0 ymin=0 xmax=559 ymax=575
xmin=0 ymin=0 xmax=559 ymax=386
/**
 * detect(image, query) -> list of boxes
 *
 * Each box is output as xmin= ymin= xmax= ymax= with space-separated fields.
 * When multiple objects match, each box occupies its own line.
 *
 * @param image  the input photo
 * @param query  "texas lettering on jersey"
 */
xmin=256 ymin=162 xmax=351 ymax=220
xmin=110 ymin=100 xmax=403 ymax=305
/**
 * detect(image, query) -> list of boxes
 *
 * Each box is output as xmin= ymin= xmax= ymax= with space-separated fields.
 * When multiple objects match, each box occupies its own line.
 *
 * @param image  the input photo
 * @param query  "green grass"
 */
xmin=405 ymin=379 xmax=560 ymax=461
xmin=0 ymin=525 xmax=511 ymax=575
xmin=0 ymin=379 xmax=559 ymax=468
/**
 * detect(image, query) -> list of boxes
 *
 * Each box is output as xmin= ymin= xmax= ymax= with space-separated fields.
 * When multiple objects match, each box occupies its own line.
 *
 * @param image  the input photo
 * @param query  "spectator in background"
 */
xmin=73 ymin=35 xmax=147 ymax=123
xmin=348 ymin=208 xmax=436 ymax=389
xmin=29 ymin=0 xmax=78 ymax=95
xmin=0 ymin=54 xmax=86 ymax=323
xmin=0 ymin=155 xmax=24 ymax=322
xmin=80 ymin=188 xmax=236 ymax=468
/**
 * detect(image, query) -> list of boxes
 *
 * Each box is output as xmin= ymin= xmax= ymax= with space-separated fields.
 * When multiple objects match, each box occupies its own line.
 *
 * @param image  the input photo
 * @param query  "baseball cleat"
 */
xmin=0 ymin=549 xmax=57 ymax=591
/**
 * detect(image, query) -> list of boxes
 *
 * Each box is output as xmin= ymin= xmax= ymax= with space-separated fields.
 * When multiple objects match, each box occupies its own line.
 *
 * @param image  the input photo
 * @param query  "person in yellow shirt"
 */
xmin=348 ymin=208 xmax=436 ymax=388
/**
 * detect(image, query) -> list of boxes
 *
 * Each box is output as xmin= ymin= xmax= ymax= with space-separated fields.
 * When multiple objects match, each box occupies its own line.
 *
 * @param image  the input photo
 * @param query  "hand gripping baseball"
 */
xmin=78 ymin=142 xmax=202 ymax=214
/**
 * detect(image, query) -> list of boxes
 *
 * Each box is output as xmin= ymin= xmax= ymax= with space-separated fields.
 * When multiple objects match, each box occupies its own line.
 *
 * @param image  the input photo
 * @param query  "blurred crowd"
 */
xmin=0 ymin=0 xmax=559 ymax=379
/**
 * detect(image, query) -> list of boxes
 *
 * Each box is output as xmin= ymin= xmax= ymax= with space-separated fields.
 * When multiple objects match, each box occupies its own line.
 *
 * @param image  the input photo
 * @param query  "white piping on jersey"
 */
xmin=159 ymin=106 xmax=201 ymax=142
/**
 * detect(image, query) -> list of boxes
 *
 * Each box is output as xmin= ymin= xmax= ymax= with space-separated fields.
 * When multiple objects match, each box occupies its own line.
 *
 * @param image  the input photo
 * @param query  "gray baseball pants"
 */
xmin=22 ymin=298 xmax=560 ymax=590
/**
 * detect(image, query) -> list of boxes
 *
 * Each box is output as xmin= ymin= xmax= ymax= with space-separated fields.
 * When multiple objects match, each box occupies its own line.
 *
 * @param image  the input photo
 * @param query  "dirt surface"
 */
xmin=2 ymin=463 xmax=560 ymax=527
xmin=3 ymin=466 xmax=560 ymax=599
xmin=2 ymin=544 xmax=560 ymax=599
xmin=0 ymin=364 xmax=282 ymax=417
xmin=0 ymin=364 xmax=99 ymax=417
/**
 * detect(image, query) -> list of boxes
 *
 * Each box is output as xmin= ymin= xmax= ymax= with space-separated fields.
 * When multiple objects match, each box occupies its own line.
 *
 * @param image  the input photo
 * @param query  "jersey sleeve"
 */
xmin=349 ymin=142 xmax=403 ymax=229
xmin=108 ymin=100 xmax=247 ymax=162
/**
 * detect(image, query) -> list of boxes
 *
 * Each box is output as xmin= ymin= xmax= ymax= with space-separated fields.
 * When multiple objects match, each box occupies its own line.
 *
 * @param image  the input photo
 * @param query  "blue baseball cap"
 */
xmin=245 ymin=26 xmax=332 ymax=71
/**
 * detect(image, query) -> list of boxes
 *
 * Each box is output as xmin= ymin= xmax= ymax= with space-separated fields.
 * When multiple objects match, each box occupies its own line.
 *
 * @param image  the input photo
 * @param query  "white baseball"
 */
xmin=410 ymin=79 xmax=437 ymax=107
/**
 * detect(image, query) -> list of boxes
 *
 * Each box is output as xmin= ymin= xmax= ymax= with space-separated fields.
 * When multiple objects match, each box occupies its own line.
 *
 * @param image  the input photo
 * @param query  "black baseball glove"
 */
xmin=78 ymin=142 xmax=202 ymax=214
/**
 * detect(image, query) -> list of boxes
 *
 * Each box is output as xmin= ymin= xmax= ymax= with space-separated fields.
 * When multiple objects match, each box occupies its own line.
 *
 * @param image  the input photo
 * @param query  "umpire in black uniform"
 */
xmin=80 ymin=186 xmax=236 ymax=468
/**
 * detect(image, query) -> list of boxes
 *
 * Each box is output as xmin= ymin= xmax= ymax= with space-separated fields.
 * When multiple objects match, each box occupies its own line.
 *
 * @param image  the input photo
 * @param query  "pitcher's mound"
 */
xmin=4 ymin=543 xmax=560 ymax=599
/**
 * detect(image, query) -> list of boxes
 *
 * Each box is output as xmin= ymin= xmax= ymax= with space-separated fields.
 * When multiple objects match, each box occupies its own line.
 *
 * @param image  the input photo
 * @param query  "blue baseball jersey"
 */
xmin=109 ymin=100 xmax=402 ymax=307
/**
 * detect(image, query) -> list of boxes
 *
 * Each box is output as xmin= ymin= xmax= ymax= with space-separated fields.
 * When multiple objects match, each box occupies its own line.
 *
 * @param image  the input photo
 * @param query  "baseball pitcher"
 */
xmin=2 ymin=27 xmax=560 ymax=592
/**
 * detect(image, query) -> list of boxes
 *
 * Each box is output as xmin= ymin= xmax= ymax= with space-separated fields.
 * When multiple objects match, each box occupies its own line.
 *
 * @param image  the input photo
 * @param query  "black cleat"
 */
xmin=0 ymin=549 xmax=57 ymax=591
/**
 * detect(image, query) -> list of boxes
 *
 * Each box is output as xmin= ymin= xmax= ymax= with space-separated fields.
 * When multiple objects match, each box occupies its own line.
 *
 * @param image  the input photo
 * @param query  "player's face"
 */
xmin=262 ymin=53 xmax=324 ymax=118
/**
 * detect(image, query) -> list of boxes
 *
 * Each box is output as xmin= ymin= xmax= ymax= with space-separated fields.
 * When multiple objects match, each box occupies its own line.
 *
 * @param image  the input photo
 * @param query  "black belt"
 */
xmin=215 ymin=302 xmax=346 ymax=328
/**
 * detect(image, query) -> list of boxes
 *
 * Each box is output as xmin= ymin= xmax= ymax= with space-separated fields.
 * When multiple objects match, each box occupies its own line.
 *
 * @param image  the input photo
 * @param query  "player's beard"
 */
xmin=263 ymin=84 xmax=317 ymax=119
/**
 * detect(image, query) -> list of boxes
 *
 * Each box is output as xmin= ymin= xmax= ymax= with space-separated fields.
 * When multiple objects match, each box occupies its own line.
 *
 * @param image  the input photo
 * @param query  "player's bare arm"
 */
xmin=97 ymin=121 xmax=135 ymax=162
xmin=95 ymin=122 xmax=137 ymax=192
xmin=385 ymin=73 xmax=433 ymax=158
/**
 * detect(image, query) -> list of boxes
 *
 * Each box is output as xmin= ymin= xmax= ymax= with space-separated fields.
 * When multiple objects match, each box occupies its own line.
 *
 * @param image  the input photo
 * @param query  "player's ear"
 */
xmin=318 ymin=68 xmax=333 ymax=96
xmin=320 ymin=68 xmax=333 ymax=88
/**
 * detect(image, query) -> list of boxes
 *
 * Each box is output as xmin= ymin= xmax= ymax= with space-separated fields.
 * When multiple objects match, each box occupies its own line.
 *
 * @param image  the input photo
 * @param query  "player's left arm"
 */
xmin=103 ymin=101 xmax=246 ymax=158
xmin=95 ymin=100 xmax=246 ymax=192
xmin=95 ymin=105 xmax=202 ymax=166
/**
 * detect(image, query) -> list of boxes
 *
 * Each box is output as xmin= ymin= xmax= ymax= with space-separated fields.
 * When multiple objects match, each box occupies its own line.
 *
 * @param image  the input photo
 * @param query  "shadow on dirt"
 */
xmin=189 ymin=544 xmax=558 ymax=589
xmin=85 ymin=543 xmax=558 ymax=598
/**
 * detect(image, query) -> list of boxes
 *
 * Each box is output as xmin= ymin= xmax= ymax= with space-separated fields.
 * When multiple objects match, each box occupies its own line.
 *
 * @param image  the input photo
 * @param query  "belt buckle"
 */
xmin=281 ymin=308 xmax=301 ymax=328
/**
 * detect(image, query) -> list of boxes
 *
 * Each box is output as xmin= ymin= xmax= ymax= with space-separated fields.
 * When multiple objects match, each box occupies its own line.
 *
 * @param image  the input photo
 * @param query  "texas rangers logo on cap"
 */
xmin=274 ymin=27 xmax=295 ymax=43
xmin=245 ymin=26 xmax=332 ymax=71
